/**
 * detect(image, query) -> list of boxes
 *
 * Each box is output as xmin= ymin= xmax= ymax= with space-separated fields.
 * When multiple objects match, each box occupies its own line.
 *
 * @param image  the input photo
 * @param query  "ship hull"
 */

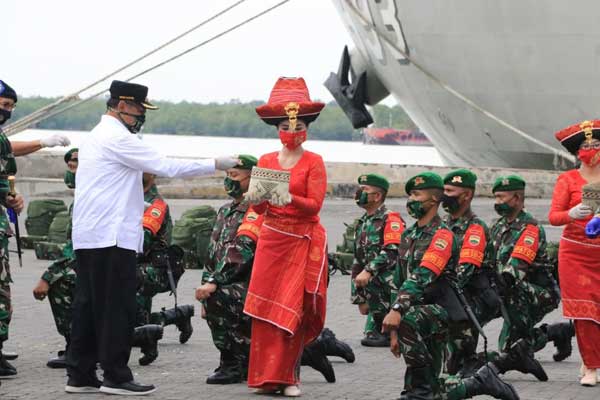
xmin=331 ymin=0 xmax=600 ymax=169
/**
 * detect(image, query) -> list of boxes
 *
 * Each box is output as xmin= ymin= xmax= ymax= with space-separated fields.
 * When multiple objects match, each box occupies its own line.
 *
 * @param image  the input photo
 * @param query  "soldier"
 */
xmin=351 ymin=173 xmax=404 ymax=347
xmin=490 ymin=175 xmax=572 ymax=371
xmin=382 ymin=172 xmax=518 ymax=400
xmin=1 ymin=80 xmax=70 ymax=378
xmin=32 ymin=148 xmax=79 ymax=368
xmin=442 ymin=170 xmax=546 ymax=382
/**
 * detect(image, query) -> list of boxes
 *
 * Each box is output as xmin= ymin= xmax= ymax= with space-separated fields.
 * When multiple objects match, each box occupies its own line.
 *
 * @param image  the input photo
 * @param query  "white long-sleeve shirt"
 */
xmin=73 ymin=115 xmax=215 ymax=253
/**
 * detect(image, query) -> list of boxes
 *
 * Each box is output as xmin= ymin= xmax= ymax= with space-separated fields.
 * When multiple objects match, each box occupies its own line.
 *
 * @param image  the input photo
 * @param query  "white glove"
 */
xmin=215 ymin=156 xmax=240 ymax=171
xmin=568 ymin=203 xmax=593 ymax=220
xmin=40 ymin=134 xmax=70 ymax=148
xmin=270 ymin=187 xmax=292 ymax=207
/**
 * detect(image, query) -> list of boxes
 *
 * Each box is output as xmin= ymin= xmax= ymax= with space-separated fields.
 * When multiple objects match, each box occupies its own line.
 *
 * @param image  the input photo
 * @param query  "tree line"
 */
xmin=12 ymin=97 xmax=416 ymax=141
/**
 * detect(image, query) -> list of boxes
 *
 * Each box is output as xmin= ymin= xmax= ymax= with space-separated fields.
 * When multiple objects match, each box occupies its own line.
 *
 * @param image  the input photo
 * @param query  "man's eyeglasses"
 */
xmin=0 ymin=102 xmax=16 ymax=111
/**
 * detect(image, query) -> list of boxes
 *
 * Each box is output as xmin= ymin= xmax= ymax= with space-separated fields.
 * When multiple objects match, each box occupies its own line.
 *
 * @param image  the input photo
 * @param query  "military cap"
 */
xmin=492 ymin=175 xmax=526 ymax=193
xmin=235 ymin=154 xmax=258 ymax=170
xmin=109 ymin=80 xmax=158 ymax=110
xmin=358 ymin=173 xmax=389 ymax=191
xmin=0 ymin=80 xmax=17 ymax=103
xmin=64 ymin=148 xmax=78 ymax=164
xmin=405 ymin=172 xmax=443 ymax=194
xmin=443 ymin=169 xmax=477 ymax=189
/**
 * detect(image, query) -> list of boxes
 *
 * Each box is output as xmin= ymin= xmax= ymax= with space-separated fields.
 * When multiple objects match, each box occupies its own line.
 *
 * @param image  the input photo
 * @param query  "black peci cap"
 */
xmin=109 ymin=80 xmax=158 ymax=110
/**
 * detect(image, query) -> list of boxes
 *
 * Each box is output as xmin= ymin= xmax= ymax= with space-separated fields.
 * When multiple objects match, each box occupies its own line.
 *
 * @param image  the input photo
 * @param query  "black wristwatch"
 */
xmin=392 ymin=303 xmax=402 ymax=313
xmin=206 ymin=276 xmax=217 ymax=284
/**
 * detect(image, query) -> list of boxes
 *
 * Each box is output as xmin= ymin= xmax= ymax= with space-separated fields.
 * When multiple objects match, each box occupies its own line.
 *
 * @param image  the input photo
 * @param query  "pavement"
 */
xmin=0 ymin=198 xmax=597 ymax=399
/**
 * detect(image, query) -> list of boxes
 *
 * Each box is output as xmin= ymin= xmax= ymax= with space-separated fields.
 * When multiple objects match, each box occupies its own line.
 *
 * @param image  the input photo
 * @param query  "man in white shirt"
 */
xmin=66 ymin=80 xmax=238 ymax=396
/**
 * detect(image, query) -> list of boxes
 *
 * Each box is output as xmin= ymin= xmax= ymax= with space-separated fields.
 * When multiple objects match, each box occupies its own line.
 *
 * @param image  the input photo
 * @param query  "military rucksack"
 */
xmin=25 ymin=199 xmax=68 ymax=237
xmin=172 ymin=205 xmax=217 ymax=269
xmin=47 ymin=211 xmax=71 ymax=244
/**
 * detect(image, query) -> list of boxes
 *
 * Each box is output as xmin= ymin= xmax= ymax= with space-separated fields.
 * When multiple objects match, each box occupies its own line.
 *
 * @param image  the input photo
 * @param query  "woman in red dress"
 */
xmin=550 ymin=120 xmax=600 ymax=386
xmin=243 ymin=77 xmax=328 ymax=397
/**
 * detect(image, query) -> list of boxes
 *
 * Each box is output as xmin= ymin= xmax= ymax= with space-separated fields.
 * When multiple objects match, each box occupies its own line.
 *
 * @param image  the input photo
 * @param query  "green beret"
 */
xmin=405 ymin=172 xmax=443 ymax=194
xmin=492 ymin=175 xmax=526 ymax=193
xmin=64 ymin=148 xmax=79 ymax=164
xmin=444 ymin=169 xmax=477 ymax=189
xmin=358 ymin=173 xmax=390 ymax=192
xmin=235 ymin=154 xmax=258 ymax=170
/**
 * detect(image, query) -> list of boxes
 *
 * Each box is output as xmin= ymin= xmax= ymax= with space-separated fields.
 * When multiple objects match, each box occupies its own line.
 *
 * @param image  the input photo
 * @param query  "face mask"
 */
xmin=578 ymin=148 xmax=600 ymax=167
xmin=279 ymin=129 xmax=307 ymax=150
xmin=407 ymin=199 xmax=429 ymax=219
xmin=354 ymin=189 xmax=370 ymax=206
xmin=118 ymin=111 xmax=146 ymax=134
xmin=441 ymin=194 xmax=461 ymax=214
xmin=0 ymin=109 xmax=11 ymax=126
xmin=224 ymin=177 xmax=244 ymax=198
xmin=494 ymin=202 xmax=514 ymax=217
xmin=64 ymin=170 xmax=76 ymax=189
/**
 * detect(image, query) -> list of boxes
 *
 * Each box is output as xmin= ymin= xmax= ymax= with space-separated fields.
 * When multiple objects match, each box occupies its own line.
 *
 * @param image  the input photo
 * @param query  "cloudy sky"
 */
xmin=4 ymin=0 xmax=394 ymax=105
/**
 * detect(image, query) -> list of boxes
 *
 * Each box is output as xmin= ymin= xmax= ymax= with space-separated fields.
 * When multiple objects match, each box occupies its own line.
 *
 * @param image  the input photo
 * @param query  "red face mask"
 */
xmin=279 ymin=130 xmax=307 ymax=150
xmin=578 ymin=148 xmax=600 ymax=167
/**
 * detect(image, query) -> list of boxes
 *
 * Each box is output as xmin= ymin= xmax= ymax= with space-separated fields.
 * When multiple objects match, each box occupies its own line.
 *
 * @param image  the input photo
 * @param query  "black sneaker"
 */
xmin=47 ymin=350 xmax=68 ymax=369
xmin=360 ymin=331 xmax=390 ymax=347
xmin=65 ymin=377 xmax=102 ymax=393
xmin=0 ymin=357 xmax=17 ymax=378
xmin=100 ymin=380 xmax=156 ymax=396
xmin=1 ymin=351 xmax=18 ymax=360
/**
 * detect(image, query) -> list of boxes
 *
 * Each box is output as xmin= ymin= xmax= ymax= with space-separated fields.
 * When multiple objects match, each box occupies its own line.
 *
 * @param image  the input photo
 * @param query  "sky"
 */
xmin=4 ymin=0 xmax=395 ymax=105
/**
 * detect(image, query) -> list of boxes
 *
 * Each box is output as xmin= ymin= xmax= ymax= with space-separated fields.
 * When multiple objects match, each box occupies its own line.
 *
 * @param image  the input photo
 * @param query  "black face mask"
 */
xmin=118 ymin=111 xmax=146 ymax=134
xmin=0 ymin=109 xmax=11 ymax=126
xmin=441 ymin=194 xmax=461 ymax=214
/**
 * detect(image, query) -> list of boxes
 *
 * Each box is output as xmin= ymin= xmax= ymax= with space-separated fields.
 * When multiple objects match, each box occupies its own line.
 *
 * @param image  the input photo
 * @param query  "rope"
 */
xmin=4 ymin=0 xmax=250 ymax=134
xmin=343 ymin=0 xmax=576 ymax=164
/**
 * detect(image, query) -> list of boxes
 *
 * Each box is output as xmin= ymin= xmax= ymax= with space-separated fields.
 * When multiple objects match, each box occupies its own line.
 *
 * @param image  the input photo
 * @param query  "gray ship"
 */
xmin=327 ymin=0 xmax=598 ymax=170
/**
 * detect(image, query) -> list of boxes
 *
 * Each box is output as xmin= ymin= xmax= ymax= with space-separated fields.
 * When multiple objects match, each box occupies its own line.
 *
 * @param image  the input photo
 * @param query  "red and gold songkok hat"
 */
xmin=555 ymin=120 xmax=600 ymax=155
xmin=255 ymin=77 xmax=325 ymax=129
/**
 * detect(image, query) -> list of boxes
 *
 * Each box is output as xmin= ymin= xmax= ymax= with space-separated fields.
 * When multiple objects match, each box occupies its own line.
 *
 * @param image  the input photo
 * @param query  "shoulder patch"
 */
xmin=459 ymin=223 xmax=486 ymax=267
xmin=383 ymin=212 xmax=404 ymax=245
xmin=143 ymin=198 xmax=167 ymax=235
xmin=420 ymin=228 xmax=454 ymax=276
xmin=237 ymin=207 xmax=264 ymax=242
xmin=511 ymin=224 xmax=539 ymax=264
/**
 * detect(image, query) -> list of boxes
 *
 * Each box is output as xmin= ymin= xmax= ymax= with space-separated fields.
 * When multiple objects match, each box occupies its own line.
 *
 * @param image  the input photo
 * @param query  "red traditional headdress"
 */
xmin=555 ymin=120 xmax=600 ymax=154
xmin=256 ymin=77 xmax=325 ymax=127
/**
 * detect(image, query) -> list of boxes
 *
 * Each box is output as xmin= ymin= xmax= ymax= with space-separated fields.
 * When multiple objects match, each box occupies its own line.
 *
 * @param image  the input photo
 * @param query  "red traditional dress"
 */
xmin=244 ymin=150 xmax=328 ymax=388
xmin=551 ymin=120 xmax=600 ymax=368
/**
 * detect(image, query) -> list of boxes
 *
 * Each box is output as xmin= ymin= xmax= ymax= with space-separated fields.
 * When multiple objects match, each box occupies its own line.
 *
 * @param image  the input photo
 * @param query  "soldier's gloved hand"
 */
xmin=568 ymin=203 xmax=593 ymax=220
xmin=585 ymin=215 xmax=600 ymax=238
xmin=33 ymin=279 xmax=50 ymax=300
xmin=215 ymin=156 xmax=240 ymax=171
xmin=40 ymin=134 xmax=70 ymax=148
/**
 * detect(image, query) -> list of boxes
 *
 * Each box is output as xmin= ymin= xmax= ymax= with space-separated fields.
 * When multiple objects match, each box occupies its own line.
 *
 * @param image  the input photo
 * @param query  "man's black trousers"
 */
xmin=67 ymin=246 xmax=137 ymax=384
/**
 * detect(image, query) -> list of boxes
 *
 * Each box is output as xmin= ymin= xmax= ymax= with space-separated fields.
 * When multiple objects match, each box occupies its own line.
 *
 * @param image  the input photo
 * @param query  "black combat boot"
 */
xmin=206 ymin=352 xmax=242 ymax=384
xmin=159 ymin=305 xmax=194 ymax=344
xmin=0 ymin=352 xmax=17 ymax=377
xmin=47 ymin=350 xmax=67 ymax=369
xmin=301 ymin=341 xmax=336 ymax=383
xmin=1 ymin=351 xmax=17 ymax=360
xmin=361 ymin=316 xmax=390 ymax=347
xmin=544 ymin=322 xmax=575 ymax=362
xmin=463 ymin=363 xmax=520 ymax=400
xmin=314 ymin=328 xmax=355 ymax=363
xmin=132 ymin=325 xmax=163 ymax=366
xmin=398 ymin=366 xmax=435 ymax=400
xmin=493 ymin=339 xmax=548 ymax=381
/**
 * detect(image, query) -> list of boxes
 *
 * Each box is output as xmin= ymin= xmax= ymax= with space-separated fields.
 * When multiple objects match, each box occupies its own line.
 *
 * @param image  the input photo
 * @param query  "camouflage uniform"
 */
xmin=41 ymin=203 xmax=76 ymax=342
xmin=0 ymin=130 xmax=17 ymax=352
xmin=394 ymin=215 xmax=465 ymax=398
xmin=490 ymin=209 xmax=560 ymax=352
xmin=136 ymin=184 xmax=173 ymax=325
xmin=350 ymin=205 xmax=403 ymax=331
xmin=203 ymin=200 xmax=260 ymax=373
xmin=443 ymin=212 xmax=499 ymax=375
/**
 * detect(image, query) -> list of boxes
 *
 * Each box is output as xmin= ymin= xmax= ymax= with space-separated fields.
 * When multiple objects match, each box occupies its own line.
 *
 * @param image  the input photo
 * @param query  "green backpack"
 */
xmin=25 ymin=199 xmax=68 ymax=237
xmin=172 ymin=205 xmax=217 ymax=269
xmin=47 ymin=211 xmax=71 ymax=244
